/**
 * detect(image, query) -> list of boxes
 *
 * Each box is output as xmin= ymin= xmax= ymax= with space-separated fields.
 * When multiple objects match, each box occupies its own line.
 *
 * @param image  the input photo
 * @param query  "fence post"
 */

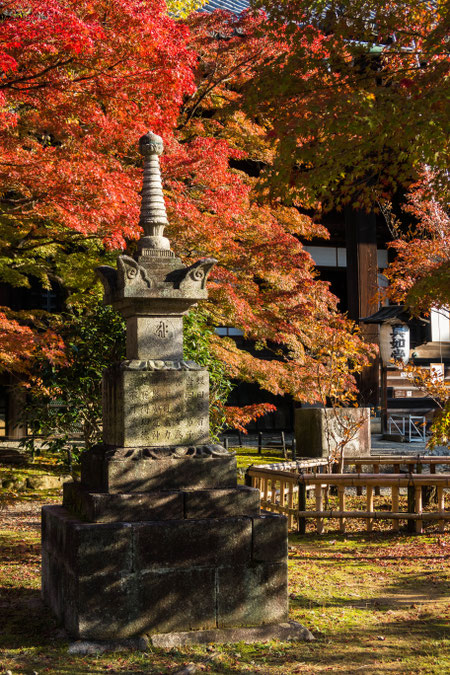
xmin=287 ymin=480 xmax=294 ymax=529
xmin=374 ymin=463 xmax=380 ymax=496
xmin=415 ymin=484 xmax=423 ymax=534
xmin=366 ymin=485 xmax=374 ymax=532
xmin=391 ymin=485 xmax=400 ymax=532
xmin=315 ymin=484 xmax=324 ymax=534
xmin=297 ymin=478 xmax=306 ymax=535
xmin=413 ymin=461 xmax=423 ymax=534
xmin=258 ymin=432 xmax=263 ymax=455
xmin=224 ymin=436 xmax=229 ymax=451
xmin=291 ymin=437 xmax=296 ymax=461
xmin=437 ymin=487 xmax=445 ymax=533
xmin=281 ymin=431 xmax=287 ymax=459
xmin=356 ymin=462 xmax=362 ymax=496
xmin=338 ymin=485 xmax=346 ymax=533
xmin=407 ymin=480 xmax=415 ymax=533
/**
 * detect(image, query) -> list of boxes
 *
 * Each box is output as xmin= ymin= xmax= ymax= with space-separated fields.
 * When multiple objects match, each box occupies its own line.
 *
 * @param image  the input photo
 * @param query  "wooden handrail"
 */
xmin=247 ymin=467 xmax=301 ymax=480
xmin=296 ymin=511 xmax=450 ymax=520
xmin=344 ymin=455 xmax=450 ymax=465
xmin=293 ymin=474 xmax=450 ymax=487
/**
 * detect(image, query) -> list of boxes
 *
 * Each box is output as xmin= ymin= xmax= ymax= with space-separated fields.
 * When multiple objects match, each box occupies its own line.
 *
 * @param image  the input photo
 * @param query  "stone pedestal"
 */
xmin=41 ymin=131 xmax=298 ymax=644
xmin=42 ymin=445 xmax=290 ymax=639
xmin=42 ymin=503 xmax=288 ymax=639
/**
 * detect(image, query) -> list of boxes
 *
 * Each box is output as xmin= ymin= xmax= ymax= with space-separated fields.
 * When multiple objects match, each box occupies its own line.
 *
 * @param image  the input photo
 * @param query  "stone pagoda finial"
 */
xmin=138 ymin=131 xmax=171 ymax=255
xmin=96 ymin=131 xmax=217 ymax=313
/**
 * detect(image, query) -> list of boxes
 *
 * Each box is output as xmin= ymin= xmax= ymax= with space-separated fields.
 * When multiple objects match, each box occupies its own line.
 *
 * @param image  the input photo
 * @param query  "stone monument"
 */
xmin=295 ymin=407 xmax=370 ymax=458
xmin=41 ymin=132 xmax=311 ymax=645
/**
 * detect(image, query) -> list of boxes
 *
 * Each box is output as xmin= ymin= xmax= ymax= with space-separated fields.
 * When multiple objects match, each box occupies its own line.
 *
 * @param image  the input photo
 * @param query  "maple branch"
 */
xmin=259 ymin=61 xmax=430 ymax=101
xmin=179 ymin=49 xmax=262 ymax=127
xmin=69 ymin=56 xmax=130 ymax=84
xmin=0 ymin=58 xmax=74 ymax=89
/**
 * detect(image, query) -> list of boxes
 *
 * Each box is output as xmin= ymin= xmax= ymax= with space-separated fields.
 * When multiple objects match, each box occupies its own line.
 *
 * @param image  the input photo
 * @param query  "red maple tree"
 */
xmin=0 ymin=2 xmax=376 ymax=431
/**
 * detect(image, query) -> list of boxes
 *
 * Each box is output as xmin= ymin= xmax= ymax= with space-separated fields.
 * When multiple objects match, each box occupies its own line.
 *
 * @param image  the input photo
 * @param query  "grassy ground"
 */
xmin=1 ymin=490 xmax=449 ymax=675
xmin=233 ymin=446 xmax=287 ymax=471
xmin=1 ymin=449 xmax=449 ymax=673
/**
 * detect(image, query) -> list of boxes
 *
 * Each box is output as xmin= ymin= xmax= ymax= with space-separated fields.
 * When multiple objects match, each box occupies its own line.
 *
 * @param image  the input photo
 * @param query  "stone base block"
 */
xmin=81 ymin=444 xmax=237 ymax=492
xmin=42 ymin=506 xmax=288 ymax=639
xmin=63 ymin=482 xmax=260 ymax=522
xmin=150 ymin=621 xmax=314 ymax=647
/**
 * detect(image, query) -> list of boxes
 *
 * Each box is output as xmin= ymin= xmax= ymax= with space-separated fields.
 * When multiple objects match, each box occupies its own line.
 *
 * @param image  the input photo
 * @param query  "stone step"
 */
xmin=81 ymin=444 xmax=238 ymax=492
xmin=63 ymin=482 xmax=260 ymax=522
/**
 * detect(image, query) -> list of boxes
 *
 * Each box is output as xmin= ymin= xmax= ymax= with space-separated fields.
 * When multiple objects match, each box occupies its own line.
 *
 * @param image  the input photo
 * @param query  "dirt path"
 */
xmin=0 ymin=499 xmax=48 ymax=532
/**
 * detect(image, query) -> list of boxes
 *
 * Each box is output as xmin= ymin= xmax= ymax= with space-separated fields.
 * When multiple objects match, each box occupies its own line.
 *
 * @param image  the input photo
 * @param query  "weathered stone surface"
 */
xmin=184 ymin=487 xmax=260 ymax=519
xmin=42 ymin=506 xmax=291 ymax=639
xmin=81 ymin=445 xmax=237 ymax=492
xmin=252 ymin=513 xmax=288 ymax=563
xmin=295 ymin=407 xmax=371 ymax=458
xmin=103 ymin=368 xmax=210 ymax=447
xmin=28 ymin=474 xmax=71 ymax=490
xmin=136 ymin=568 xmax=216 ymax=634
xmin=70 ymin=526 xmax=133 ymax=577
xmin=42 ymin=506 xmax=133 ymax=576
xmin=134 ymin=518 xmax=252 ymax=570
xmin=150 ymin=621 xmax=315 ymax=647
xmin=41 ymin=547 xmax=63 ymax=619
xmin=217 ymin=563 xmax=288 ymax=627
xmin=63 ymin=482 xmax=184 ymax=522
xmin=42 ymin=133 xmax=291 ymax=642
xmin=45 ymin=547 xmax=217 ymax=638
xmin=74 ymin=572 xmax=135 ymax=639
xmin=41 ymin=504 xmax=80 ymax=558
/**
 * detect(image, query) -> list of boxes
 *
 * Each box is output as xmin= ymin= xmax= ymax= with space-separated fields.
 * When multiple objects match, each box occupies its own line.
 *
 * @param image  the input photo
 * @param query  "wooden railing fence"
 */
xmin=246 ymin=458 xmax=450 ymax=535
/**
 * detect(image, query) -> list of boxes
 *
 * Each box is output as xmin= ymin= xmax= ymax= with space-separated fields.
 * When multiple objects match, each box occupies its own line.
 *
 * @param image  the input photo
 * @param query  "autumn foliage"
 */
xmin=0 ymin=0 xmax=195 ymax=253
xmin=384 ymin=168 xmax=450 ymax=447
xmin=0 ymin=1 xmax=380 ymax=430
xmin=0 ymin=311 xmax=64 ymax=374
xmin=385 ymin=168 xmax=450 ymax=316
xmin=248 ymin=0 xmax=449 ymax=209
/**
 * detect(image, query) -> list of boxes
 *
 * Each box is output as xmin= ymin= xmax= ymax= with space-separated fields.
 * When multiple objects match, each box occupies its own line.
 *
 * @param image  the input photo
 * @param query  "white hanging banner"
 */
xmin=379 ymin=322 xmax=410 ymax=365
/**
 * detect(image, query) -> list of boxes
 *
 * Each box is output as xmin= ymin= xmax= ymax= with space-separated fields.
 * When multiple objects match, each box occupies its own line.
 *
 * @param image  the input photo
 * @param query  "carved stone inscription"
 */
xmin=126 ymin=316 xmax=183 ymax=361
xmin=103 ymin=368 xmax=210 ymax=447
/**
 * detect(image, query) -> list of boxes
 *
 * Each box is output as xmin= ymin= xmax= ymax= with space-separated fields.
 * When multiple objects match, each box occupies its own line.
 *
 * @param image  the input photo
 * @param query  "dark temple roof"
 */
xmin=361 ymin=306 xmax=410 ymax=324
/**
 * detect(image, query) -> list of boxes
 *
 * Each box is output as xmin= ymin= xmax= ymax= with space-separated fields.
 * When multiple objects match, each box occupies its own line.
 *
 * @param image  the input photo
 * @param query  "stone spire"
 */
xmin=138 ymin=131 xmax=172 ymax=256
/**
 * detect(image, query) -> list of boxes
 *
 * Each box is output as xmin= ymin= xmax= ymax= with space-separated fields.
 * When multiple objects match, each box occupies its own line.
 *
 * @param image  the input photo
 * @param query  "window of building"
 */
xmin=431 ymin=309 xmax=450 ymax=342
xmin=431 ymin=308 xmax=450 ymax=342
xmin=215 ymin=327 xmax=244 ymax=337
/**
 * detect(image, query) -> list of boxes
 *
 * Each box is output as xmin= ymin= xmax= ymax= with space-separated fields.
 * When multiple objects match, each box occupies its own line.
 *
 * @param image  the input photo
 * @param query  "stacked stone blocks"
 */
xmin=42 ymin=501 xmax=287 ymax=639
